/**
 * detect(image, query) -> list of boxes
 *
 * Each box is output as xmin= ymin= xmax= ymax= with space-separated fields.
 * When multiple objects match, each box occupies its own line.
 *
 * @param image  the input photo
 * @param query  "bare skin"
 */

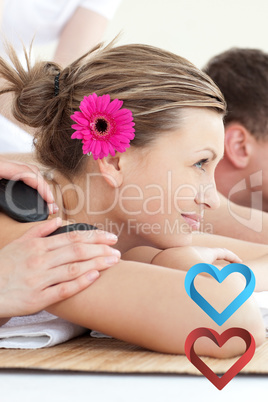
xmin=0 ymin=108 xmax=267 ymax=357
xmin=0 ymin=159 xmax=121 ymax=324
xmin=53 ymin=7 xmax=109 ymax=67
xmin=202 ymin=191 xmax=268 ymax=244
xmin=0 ymin=218 xmax=121 ymax=325
xmin=0 ymin=157 xmax=58 ymax=213
xmin=4 ymin=152 xmax=268 ymax=245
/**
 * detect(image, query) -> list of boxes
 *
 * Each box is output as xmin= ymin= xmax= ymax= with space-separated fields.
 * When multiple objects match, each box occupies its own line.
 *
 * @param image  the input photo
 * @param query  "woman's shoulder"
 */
xmin=0 ymin=214 xmax=79 ymax=248
xmin=0 ymin=212 xmax=41 ymax=248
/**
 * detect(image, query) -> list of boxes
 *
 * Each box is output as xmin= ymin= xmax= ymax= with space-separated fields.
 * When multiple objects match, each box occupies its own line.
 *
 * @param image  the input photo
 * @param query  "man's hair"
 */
xmin=203 ymin=47 xmax=268 ymax=140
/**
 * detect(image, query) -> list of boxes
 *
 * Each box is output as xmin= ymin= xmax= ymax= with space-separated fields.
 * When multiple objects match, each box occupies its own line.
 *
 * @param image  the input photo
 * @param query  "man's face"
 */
xmin=249 ymin=138 xmax=268 ymax=212
xmin=215 ymin=131 xmax=268 ymax=212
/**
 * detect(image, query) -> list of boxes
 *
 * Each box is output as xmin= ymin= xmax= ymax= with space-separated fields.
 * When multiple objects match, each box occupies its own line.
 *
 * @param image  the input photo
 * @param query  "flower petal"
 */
xmin=113 ymin=108 xmax=133 ymax=121
xmin=96 ymin=94 xmax=110 ymax=112
xmin=94 ymin=140 xmax=101 ymax=156
xmin=106 ymin=98 xmax=123 ymax=114
xmin=71 ymin=131 xmax=83 ymax=139
xmin=82 ymin=142 xmax=92 ymax=154
xmin=101 ymin=141 xmax=109 ymax=155
xmin=71 ymin=93 xmax=135 ymax=159
xmin=71 ymin=123 xmax=84 ymax=131
xmin=71 ymin=113 xmax=89 ymax=127
xmin=107 ymin=141 xmax=116 ymax=155
xmin=80 ymin=101 xmax=95 ymax=119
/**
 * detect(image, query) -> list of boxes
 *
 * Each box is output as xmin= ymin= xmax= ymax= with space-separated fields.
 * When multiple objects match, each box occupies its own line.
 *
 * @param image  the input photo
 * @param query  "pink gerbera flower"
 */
xmin=70 ymin=93 xmax=135 ymax=159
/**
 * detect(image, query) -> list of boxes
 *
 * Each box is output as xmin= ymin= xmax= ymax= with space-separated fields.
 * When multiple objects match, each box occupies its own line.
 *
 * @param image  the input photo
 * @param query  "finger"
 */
xmin=215 ymin=248 xmax=243 ymax=263
xmin=24 ymin=170 xmax=57 ymax=212
xmin=0 ymin=159 xmax=27 ymax=179
xmin=43 ymin=229 xmax=118 ymax=251
xmin=44 ymin=255 xmax=119 ymax=287
xmin=18 ymin=218 xmax=62 ymax=241
xmin=42 ymin=270 xmax=100 ymax=306
xmin=45 ymin=243 xmax=121 ymax=269
xmin=223 ymin=249 xmax=242 ymax=263
xmin=13 ymin=170 xmax=56 ymax=209
xmin=0 ymin=161 xmax=56 ymax=209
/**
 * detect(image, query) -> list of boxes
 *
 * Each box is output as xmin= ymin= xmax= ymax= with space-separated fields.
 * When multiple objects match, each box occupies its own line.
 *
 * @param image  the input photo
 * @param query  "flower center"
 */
xmin=95 ymin=118 xmax=109 ymax=135
xmin=89 ymin=113 xmax=116 ymax=141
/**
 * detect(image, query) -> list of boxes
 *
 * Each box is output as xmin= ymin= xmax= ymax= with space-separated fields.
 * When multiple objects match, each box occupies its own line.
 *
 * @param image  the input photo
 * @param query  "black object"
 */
xmin=0 ymin=179 xmax=49 ymax=222
xmin=54 ymin=72 xmax=60 ymax=96
xmin=47 ymin=223 xmax=98 ymax=236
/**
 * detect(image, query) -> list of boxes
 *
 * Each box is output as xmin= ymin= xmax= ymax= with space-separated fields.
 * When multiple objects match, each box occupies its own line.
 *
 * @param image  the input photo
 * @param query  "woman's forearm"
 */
xmin=46 ymin=259 xmax=265 ymax=358
xmin=151 ymin=246 xmax=268 ymax=292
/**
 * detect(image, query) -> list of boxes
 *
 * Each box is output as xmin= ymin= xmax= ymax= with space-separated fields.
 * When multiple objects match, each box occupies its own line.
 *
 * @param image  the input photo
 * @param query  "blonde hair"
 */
xmin=0 ymin=42 xmax=226 ymax=176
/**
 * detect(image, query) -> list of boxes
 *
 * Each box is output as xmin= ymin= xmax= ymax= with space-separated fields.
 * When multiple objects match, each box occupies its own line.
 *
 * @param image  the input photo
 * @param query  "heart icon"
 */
xmin=184 ymin=327 xmax=256 ymax=390
xmin=184 ymin=263 xmax=255 ymax=325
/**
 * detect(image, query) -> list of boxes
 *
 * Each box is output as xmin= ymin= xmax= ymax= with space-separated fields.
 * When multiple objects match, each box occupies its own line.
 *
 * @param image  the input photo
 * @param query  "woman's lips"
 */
xmin=181 ymin=214 xmax=202 ymax=230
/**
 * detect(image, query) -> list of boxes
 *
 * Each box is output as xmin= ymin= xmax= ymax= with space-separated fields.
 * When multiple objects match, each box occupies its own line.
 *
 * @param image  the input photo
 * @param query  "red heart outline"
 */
xmin=184 ymin=327 xmax=256 ymax=390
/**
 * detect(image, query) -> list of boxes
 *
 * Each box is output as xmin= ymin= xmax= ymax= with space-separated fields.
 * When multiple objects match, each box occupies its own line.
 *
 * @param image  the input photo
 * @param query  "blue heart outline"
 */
xmin=184 ymin=263 xmax=255 ymax=326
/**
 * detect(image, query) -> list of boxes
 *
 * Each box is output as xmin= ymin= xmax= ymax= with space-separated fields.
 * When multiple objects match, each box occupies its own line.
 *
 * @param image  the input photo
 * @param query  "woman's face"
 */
xmin=118 ymin=107 xmax=225 ymax=249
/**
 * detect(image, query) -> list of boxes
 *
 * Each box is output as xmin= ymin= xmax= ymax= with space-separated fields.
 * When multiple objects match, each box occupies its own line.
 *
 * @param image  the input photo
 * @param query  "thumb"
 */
xmin=18 ymin=218 xmax=62 ymax=241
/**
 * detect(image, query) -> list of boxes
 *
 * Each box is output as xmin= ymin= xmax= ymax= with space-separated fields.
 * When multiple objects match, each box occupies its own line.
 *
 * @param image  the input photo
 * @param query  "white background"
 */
xmin=98 ymin=0 xmax=268 ymax=68
xmin=31 ymin=0 xmax=268 ymax=69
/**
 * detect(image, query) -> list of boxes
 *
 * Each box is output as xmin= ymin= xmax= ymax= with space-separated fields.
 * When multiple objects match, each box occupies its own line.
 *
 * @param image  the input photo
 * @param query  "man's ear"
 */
xmin=97 ymin=153 xmax=124 ymax=188
xmin=224 ymin=123 xmax=253 ymax=169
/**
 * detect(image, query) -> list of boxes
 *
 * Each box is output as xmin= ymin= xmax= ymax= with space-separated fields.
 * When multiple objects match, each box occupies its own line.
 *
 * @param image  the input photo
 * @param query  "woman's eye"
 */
xmin=194 ymin=158 xmax=209 ymax=171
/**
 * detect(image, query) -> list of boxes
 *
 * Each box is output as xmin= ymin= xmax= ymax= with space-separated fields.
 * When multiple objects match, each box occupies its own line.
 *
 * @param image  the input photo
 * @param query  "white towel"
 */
xmin=0 ymin=311 xmax=88 ymax=349
xmin=253 ymin=291 xmax=268 ymax=336
xmin=0 ymin=114 xmax=33 ymax=153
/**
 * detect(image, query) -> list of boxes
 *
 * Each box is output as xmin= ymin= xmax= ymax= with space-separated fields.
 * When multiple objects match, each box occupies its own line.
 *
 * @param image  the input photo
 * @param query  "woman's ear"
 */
xmin=97 ymin=153 xmax=124 ymax=188
xmin=224 ymin=123 xmax=254 ymax=169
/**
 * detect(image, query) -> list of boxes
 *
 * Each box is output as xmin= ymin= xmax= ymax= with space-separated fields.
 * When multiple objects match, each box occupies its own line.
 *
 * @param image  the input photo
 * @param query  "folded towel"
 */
xmin=253 ymin=291 xmax=268 ymax=336
xmin=0 ymin=311 xmax=88 ymax=349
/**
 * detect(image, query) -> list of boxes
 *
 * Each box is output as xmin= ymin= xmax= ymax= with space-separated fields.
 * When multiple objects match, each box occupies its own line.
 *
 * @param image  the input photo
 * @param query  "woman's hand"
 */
xmin=0 ymin=218 xmax=120 ymax=322
xmin=0 ymin=158 xmax=58 ymax=214
xmin=151 ymin=245 xmax=242 ymax=271
xmin=185 ymin=246 xmax=243 ymax=265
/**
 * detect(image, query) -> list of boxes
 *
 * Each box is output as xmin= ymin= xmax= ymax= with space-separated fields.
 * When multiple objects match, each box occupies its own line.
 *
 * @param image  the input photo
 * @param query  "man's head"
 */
xmin=203 ymin=48 xmax=268 ymax=211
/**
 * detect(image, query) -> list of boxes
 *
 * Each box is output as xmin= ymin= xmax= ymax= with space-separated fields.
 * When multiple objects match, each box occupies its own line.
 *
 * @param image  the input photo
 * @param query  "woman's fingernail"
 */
xmin=49 ymin=191 xmax=55 ymax=202
xmin=105 ymin=232 xmax=118 ymax=240
xmin=87 ymin=270 xmax=100 ymax=281
xmin=48 ymin=204 xmax=54 ymax=214
xmin=105 ymin=256 xmax=119 ymax=265
xmin=111 ymin=248 xmax=121 ymax=257
xmin=48 ymin=203 xmax=59 ymax=214
xmin=53 ymin=203 xmax=59 ymax=213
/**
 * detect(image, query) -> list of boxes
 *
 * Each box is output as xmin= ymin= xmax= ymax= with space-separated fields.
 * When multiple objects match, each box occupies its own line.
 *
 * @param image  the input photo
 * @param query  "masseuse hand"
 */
xmin=0 ymin=158 xmax=58 ymax=214
xmin=0 ymin=218 xmax=120 ymax=323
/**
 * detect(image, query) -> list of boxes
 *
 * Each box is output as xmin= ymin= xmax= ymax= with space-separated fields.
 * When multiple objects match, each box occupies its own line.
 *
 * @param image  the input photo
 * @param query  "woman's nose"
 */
xmin=195 ymin=181 xmax=221 ymax=210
